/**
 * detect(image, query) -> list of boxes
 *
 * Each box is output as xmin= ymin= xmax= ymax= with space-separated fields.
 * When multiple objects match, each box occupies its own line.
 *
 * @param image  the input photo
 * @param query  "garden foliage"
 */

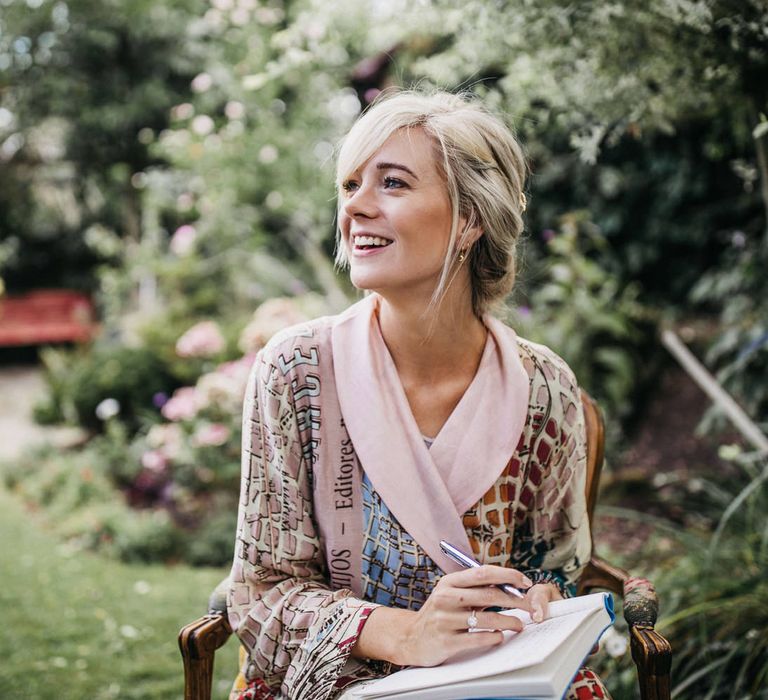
xmin=0 ymin=0 xmax=205 ymax=291
xmin=656 ymin=448 xmax=768 ymax=698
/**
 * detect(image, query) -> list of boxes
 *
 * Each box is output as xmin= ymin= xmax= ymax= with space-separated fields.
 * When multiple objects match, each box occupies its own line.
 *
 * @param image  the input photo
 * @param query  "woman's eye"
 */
xmin=342 ymin=180 xmax=359 ymax=193
xmin=383 ymin=176 xmax=406 ymax=189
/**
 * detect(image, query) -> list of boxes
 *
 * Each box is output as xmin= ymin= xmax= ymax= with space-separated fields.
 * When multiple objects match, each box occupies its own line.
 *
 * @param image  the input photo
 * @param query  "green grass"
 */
xmin=0 ymin=487 xmax=240 ymax=699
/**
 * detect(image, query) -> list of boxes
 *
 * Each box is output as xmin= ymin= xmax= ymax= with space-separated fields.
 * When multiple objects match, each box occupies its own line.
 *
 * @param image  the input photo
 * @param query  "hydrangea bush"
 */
xmin=23 ymin=295 xmax=326 ymax=566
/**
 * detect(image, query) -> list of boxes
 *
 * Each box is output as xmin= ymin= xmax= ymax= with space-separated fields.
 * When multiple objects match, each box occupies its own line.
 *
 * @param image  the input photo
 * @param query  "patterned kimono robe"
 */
xmin=227 ymin=295 xmax=609 ymax=700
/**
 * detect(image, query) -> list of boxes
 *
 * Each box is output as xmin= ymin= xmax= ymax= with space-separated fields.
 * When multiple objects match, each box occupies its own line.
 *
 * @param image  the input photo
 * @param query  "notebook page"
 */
xmin=499 ymin=591 xmax=611 ymax=626
xmin=356 ymin=594 xmax=608 ymax=697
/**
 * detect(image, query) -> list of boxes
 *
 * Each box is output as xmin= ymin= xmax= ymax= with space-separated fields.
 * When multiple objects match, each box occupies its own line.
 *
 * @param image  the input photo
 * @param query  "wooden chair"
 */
xmin=179 ymin=391 xmax=672 ymax=700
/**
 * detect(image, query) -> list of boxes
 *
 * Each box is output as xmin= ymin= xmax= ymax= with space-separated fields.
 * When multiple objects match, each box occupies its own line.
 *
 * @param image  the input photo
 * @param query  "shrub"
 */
xmin=691 ymin=236 xmax=768 ymax=432
xmin=654 ymin=448 xmax=768 ymax=697
xmin=110 ymin=508 xmax=184 ymax=564
xmin=185 ymin=506 xmax=239 ymax=567
xmin=511 ymin=212 xmax=653 ymax=428
xmin=36 ymin=344 xmax=179 ymax=433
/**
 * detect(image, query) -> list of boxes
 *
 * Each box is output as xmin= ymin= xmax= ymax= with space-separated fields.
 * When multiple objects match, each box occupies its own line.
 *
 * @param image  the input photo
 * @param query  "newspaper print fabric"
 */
xmin=228 ymin=319 xmax=605 ymax=700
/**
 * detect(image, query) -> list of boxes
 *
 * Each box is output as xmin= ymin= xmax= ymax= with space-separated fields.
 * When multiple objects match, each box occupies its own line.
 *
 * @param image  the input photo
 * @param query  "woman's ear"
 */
xmin=458 ymin=210 xmax=484 ymax=248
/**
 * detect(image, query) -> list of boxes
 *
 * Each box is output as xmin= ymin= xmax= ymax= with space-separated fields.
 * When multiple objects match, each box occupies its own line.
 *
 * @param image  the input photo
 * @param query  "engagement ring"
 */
xmin=467 ymin=610 xmax=478 ymax=632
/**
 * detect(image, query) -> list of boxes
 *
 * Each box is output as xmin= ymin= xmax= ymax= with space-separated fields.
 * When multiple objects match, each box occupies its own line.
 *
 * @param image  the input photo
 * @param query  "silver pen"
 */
xmin=439 ymin=539 xmax=526 ymax=599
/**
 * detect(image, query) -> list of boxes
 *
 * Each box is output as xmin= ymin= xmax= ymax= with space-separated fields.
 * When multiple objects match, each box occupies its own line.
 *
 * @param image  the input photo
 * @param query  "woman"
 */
xmin=227 ymin=90 xmax=611 ymax=700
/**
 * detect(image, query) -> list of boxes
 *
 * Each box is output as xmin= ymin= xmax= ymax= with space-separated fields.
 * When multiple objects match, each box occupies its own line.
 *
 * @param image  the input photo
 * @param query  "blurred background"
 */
xmin=0 ymin=0 xmax=766 ymax=697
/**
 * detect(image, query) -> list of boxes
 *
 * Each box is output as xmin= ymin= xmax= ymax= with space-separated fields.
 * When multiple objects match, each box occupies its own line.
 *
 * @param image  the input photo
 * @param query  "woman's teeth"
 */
xmin=355 ymin=236 xmax=392 ymax=248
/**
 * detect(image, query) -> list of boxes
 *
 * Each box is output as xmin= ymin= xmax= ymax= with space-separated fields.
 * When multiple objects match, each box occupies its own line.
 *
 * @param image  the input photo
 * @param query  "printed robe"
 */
xmin=227 ymin=300 xmax=608 ymax=700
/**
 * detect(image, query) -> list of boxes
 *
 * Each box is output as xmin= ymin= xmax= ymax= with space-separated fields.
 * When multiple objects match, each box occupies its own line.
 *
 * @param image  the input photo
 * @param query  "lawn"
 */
xmin=0 ymin=487 xmax=240 ymax=699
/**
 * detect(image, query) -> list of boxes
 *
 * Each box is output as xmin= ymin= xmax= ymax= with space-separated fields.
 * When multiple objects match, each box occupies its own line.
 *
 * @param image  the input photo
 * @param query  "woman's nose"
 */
xmin=341 ymin=182 xmax=378 ymax=220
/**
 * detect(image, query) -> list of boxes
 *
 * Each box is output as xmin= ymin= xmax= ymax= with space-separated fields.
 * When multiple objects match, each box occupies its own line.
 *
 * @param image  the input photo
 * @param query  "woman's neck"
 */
xmin=376 ymin=286 xmax=487 ymax=385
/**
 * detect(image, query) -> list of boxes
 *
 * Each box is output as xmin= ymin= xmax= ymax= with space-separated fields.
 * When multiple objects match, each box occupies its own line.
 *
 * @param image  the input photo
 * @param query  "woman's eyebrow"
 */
xmin=375 ymin=161 xmax=419 ymax=180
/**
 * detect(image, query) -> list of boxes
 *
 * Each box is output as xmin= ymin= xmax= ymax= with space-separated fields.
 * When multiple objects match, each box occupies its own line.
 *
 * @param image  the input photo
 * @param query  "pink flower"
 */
xmin=217 ymin=353 xmax=255 ymax=380
xmin=238 ymin=297 xmax=311 ymax=353
xmin=192 ymin=422 xmax=231 ymax=447
xmin=170 ymin=224 xmax=197 ymax=256
xmin=141 ymin=449 xmax=169 ymax=472
xmin=161 ymin=386 xmax=200 ymax=421
xmin=146 ymin=423 xmax=184 ymax=458
xmin=176 ymin=320 xmax=225 ymax=358
xmin=196 ymin=370 xmax=242 ymax=413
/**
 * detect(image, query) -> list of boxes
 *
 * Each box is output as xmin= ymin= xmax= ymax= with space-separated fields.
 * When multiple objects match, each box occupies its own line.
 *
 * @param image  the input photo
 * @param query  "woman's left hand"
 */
xmin=524 ymin=582 xmax=563 ymax=622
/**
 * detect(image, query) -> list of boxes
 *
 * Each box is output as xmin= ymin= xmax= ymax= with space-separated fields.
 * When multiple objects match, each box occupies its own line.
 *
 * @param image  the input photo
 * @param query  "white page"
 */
xmin=355 ymin=592 xmax=610 ymax=698
xmin=362 ymin=617 xmax=607 ymax=700
xmin=499 ymin=591 xmax=613 ymax=626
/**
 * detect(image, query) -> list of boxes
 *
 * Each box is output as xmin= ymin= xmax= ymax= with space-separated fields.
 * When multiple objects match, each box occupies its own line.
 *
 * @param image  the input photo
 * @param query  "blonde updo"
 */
xmin=335 ymin=89 xmax=528 ymax=317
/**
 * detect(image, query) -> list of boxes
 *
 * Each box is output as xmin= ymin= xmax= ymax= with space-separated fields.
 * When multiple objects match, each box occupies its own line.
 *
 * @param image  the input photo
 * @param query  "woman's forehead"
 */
xmin=352 ymin=127 xmax=441 ymax=177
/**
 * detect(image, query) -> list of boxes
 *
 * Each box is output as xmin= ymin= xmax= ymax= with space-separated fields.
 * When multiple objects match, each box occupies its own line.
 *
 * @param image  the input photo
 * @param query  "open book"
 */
xmin=343 ymin=592 xmax=615 ymax=700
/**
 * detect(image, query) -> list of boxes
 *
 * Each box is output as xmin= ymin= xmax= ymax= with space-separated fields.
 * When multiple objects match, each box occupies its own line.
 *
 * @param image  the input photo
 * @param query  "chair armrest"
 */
xmin=578 ymin=556 xmax=672 ymax=700
xmin=179 ymin=613 xmax=233 ymax=700
xmin=577 ymin=555 xmax=628 ymax=598
xmin=630 ymin=625 xmax=673 ymax=700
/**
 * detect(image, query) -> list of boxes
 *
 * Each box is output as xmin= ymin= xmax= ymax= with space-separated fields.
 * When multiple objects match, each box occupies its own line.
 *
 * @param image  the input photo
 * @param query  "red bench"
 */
xmin=0 ymin=289 xmax=96 ymax=346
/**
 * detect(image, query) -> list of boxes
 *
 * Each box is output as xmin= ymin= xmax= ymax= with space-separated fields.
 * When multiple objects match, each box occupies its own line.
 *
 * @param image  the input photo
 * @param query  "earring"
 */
xmin=458 ymin=249 xmax=466 ymax=263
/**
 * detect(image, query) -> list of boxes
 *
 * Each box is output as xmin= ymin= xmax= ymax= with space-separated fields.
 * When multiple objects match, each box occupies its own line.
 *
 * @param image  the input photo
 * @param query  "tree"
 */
xmin=0 ymin=0 xmax=203 ymax=291
xmin=396 ymin=0 xmax=768 ymax=285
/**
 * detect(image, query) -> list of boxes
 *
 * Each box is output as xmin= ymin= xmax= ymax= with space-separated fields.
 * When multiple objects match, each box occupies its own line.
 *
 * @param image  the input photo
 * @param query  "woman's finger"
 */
xmin=526 ymin=583 xmax=557 ymax=622
xmin=445 ymin=630 xmax=506 ymax=659
xmin=463 ymin=610 xmax=525 ymax=633
xmin=446 ymin=565 xmax=533 ymax=591
xmin=440 ymin=585 xmax=531 ymax=612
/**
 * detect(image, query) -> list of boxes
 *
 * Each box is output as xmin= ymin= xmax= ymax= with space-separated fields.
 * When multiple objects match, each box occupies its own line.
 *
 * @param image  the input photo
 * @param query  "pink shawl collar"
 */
xmin=331 ymin=294 xmax=530 ymax=574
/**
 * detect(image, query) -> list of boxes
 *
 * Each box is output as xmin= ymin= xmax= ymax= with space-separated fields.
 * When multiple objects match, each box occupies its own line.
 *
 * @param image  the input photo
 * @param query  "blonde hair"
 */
xmin=335 ymin=89 xmax=528 ymax=317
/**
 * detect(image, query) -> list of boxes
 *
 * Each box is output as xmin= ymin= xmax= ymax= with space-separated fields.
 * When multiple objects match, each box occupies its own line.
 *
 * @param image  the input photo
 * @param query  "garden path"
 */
xmin=0 ymin=365 xmax=83 ymax=462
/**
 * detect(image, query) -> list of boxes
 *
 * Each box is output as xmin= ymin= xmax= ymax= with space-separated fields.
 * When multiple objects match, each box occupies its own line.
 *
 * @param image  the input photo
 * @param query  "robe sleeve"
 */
xmin=511 ymin=359 xmax=592 ymax=598
xmin=227 ymin=347 xmax=383 ymax=699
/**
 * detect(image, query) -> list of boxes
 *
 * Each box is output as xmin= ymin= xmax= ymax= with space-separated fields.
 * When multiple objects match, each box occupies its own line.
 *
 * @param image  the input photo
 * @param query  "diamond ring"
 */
xmin=467 ymin=609 xmax=478 ymax=632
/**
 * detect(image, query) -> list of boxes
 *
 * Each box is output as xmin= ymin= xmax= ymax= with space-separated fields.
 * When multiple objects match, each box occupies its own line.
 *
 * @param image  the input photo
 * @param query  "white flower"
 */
xmin=171 ymin=103 xmax=194 ymax=120
xmin=95 ymin=398 xmax=120 ymax=421
xmin=191 ymin=115 xmax=215 ymax=136
xmin=225 ymin=101 xmax=245 ymax=120
xmin=602 ymin=627 xmax=628 ymax=657
xmin=0 ymin=107 xmax=15 ymax=130
xmin=265 ymin=191 xmax=283 ymax=209
xmin=170 ymin=224 xmax=197 ymax=256
xmin=718 ymin=443 xmax=742 ymax=461
xmin=191 ymin=72 xmax=213 ymax=93
xmin=242 ymin=73 xmax=268 ymax=91
xmin=230 ymin=7 xmax=249 ymax=25
xmin=133 ymin=580 xmax=152 ymax=595
xmin=258 ymin=144 xmax=278 ymax=163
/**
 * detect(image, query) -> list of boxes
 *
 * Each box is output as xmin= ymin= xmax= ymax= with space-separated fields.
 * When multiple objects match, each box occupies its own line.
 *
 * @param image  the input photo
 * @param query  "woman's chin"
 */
xmin=349 ymin=271 xmax=386 ymax=292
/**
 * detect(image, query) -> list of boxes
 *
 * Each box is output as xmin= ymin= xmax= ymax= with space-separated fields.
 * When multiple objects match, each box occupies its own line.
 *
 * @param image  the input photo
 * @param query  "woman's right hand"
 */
xmin=356 ymin=565 xmax=534 ymax=667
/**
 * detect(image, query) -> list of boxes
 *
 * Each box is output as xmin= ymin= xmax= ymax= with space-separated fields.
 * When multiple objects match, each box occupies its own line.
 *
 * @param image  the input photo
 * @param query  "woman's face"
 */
xmin=339 ymin=127 xmax=463 ymax=299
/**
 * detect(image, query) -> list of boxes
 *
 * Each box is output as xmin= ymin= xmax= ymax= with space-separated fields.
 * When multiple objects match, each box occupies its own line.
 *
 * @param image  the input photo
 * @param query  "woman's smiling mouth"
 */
xmin=352 ymin=234 xmax=394 ymax=253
